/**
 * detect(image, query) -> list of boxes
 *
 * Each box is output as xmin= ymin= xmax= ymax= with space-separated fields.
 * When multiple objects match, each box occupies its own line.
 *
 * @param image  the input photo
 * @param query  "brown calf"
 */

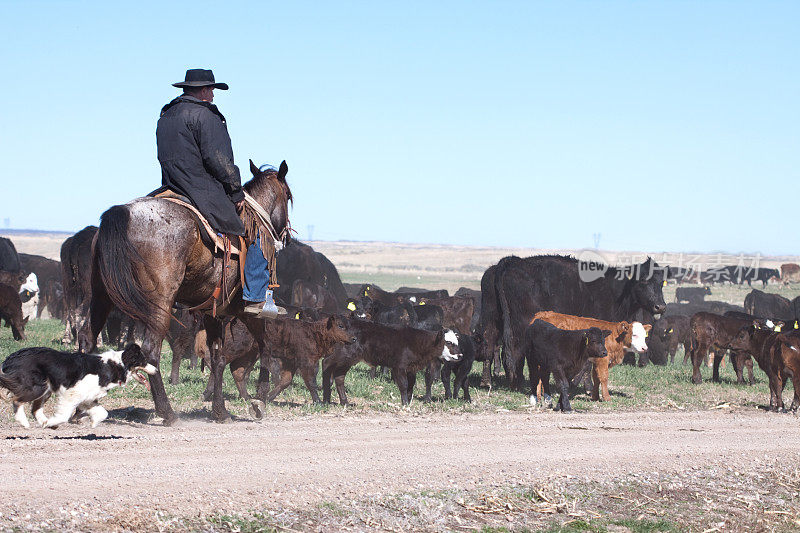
xmin=322 ymin=319 xmax=452 ymax=405
xmin=202 ymin=315 xmax=352 ymax=411
xmin=532 ymin=311 xmax=649 ymax=401
xmin=688 ymin=312 xmax=755 ymax=385
xmin=419 ymin=296 xmax=475 ymax=335
xmin=0 ymin=283 xmax=27 ymax=341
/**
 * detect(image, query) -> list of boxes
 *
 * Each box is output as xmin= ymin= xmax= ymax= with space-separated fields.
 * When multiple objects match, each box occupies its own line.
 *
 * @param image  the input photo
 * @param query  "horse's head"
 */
xmin=244 ymin=159 xmax=292 ymax=246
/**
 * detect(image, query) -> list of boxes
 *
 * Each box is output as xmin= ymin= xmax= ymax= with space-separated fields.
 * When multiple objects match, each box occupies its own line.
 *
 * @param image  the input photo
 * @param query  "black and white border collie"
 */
xmin=0 ymin=344 xmax=156 ymax=429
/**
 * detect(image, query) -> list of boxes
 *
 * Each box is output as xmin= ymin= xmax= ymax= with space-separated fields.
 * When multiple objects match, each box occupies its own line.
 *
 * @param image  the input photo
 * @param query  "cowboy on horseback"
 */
xmin=156 ymin=68 xmax=282 ymax=318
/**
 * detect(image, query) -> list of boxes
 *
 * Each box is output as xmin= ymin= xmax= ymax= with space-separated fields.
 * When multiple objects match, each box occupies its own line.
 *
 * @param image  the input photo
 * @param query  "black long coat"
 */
xmin=156 ymin=95 xmax=245 ymax=236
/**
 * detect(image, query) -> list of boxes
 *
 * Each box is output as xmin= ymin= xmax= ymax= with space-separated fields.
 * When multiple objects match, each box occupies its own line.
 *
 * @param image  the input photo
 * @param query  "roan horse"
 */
xmin=78 ymin=161 xmax=291 ymax=425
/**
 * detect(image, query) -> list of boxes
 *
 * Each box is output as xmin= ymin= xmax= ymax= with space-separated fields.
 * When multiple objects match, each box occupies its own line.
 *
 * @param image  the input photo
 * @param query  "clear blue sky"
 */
xmin=1 ymin=1 xmax=797 ymax=255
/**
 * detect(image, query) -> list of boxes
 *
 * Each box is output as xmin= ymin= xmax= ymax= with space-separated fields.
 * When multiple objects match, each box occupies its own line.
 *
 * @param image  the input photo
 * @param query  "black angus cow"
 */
xmin=343 ymin=282 xmax=367 ymax=300
xmin=477 ymin=265 xmax=502 ymax=387
xmin=441 ymin=331 xmax=478 ymax=402
xmin=360 ymin=284 xmax=448 ymax=307
xmin=652 ymin=315 xmax=691 ymax=364
xmin=60 ymin=225 xmax=97 ymax=343
xmin=745 ymin=268 xmax=779 ymax=287
xmin=290 ymin=279 xmax=339 ymax=314
xmin=0 ymin=237 xmax=23 ymax=291
xmin=524 ymin=320 xmax=610 ymax=412
xmin=418 ymin=296 xmax=474 ymax=335
xmin=0 ymin=237 xmax=21 ymax=273
xmin=454 ymin=287 xmax=482 ymax=331
xmin=675 ymin=286 xmax=711 ymax=304
xmin=744 ymin=289 xmax=796 ymax=322
xmin=483 ymin=255 xmax=666 ymax=391
xmin=19 ymin=253 xmax=63 ymax=319
xmin=275 ymin=240 xmax=348 ymax=310
xmin=663 ymin=301 xmax=744 ymax=318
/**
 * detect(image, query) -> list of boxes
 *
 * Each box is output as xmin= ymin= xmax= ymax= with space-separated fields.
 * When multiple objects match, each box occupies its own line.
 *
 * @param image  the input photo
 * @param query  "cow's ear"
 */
xmin=644 ymin=324 xmax=652 ymax=333
xmin=250 ymin=159 xmax=260 ymax=176
xmin=326 ymin=316 xmax=335 ymax=329
xmin=23 ymin=316 xmax=29 ymax=325
xmin=278 ymin=160 xmax=289 ymax=182
xmin=435 ymin=330 xmax=444 ymax=344
xmin=601 ymin=329 xmax=612 ymax=339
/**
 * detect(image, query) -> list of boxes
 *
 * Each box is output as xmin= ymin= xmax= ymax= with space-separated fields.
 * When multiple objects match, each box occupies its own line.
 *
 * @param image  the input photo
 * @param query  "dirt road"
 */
xmin=1 ymin=408 xmax=799 ymax=529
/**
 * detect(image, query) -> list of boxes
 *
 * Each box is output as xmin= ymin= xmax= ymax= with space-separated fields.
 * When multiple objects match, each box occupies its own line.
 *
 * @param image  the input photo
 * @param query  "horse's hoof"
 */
xmin=162 ymin=415 xmax=180 ymax=427
xmin=212 ymin=412 xmax=232 ymax=424
xmin=248 ymin=400 xmax=265 ymax=420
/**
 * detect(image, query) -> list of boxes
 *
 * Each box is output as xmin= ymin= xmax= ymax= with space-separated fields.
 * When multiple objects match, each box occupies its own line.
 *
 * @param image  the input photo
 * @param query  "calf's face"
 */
xmin=440 ymin=329 xmax=462 ymax=362
xmin=628 ymin=322 xmax=650 ymax=353
xmin=326 ymin=316 xmax=357 ymax=344
xmin=585 ymin=328 xmax=611 ymax=358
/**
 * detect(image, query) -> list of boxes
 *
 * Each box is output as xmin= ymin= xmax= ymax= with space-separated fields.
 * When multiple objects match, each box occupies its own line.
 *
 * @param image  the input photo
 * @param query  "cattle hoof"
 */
xmin=248 ymin=400 xmax=266 ymax=420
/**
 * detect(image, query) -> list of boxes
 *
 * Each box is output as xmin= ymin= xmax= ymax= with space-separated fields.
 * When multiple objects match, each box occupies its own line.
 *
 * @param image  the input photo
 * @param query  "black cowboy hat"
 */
xmin=172 ymin=69 xmax=229 ymax=90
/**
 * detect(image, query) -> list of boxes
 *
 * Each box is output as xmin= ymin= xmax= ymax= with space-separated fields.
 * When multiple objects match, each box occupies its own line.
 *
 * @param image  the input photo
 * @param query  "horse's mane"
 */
xmin=244 ymin=166 xmax=293 ymax=206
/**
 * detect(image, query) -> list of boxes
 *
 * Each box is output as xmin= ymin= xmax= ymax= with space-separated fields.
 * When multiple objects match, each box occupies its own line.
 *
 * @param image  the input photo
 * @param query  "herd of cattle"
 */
xmin=2 ymin=230 xmax=800 ymax=417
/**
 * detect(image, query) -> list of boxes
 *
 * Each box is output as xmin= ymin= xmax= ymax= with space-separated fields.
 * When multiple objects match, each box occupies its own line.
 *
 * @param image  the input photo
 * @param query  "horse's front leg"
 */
xmin=204 ymin=316 xmax=231 ymax=423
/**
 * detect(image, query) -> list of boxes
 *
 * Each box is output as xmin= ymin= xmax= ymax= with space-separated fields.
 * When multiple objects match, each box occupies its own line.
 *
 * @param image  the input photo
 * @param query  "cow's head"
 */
xmin=627 ymin=322 xmax=650 ymax=353
xmin=440 ymin=329 xmax=463 ymax=362
xmin=728 ymin=322 xmax=760 ymax=352
xmin=19 ymin=272 xmax=38 ymax=300
xmin=325 ymin=315 xmax=355 ymax=344
xmin=630 ymin=258 xmax=667 ymax=315
xmin=584 ymin=328 xmax=611 ymax=359
xmin=345 ymin=297 xmax=371 ymax=320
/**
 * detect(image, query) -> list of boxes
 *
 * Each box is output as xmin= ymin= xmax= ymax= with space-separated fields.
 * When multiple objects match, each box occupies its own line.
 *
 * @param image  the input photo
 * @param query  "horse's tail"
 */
xmin=95 ymin=205 xmax=164 ymax=334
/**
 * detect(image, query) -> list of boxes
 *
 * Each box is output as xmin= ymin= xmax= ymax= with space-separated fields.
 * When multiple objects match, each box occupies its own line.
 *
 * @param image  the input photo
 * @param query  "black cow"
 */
xmin=524 ymin=320 xmax=610 ymax=412
xmin=652 ymin=315 xmax=691 ymax=364
xmin=19 ymin=253 xmax=63 ymax=319
xmin=454 ymin=287 xmax=482 ymax=331
xmin=441 ymin=331 xmax=478 ymax=402
xmin=275 ymin=240 xmax=348 ymax=310
xmin=663 ymin=301 xmax=744 ymax=318
xmin=0 ymin=237 xmax=21 ymax=273
xmin=290 ymin=279 xmax=339 ymax=314
xmin=484 ymin=255 xmax=666 ymax=391
xmin=744 ymin=289 xmax=796 ymax=322
xmin=675 ymin=286 xmax=711 ymax=304
xmin=60 ymin=226 xmax=97 ymax=343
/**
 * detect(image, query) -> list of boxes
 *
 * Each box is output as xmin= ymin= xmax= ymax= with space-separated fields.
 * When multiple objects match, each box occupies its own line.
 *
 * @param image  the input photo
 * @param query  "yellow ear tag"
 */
xmin=583 ymin=337 xmax=588 ymax=346
xmin=419 ymin=301 xmax=426 ymax=306
xmin=347 ymin=302 xmax=356 ymax=311
xmin=795 ymin=320 xmax=799 ymax=329
xmin=775 ymin=325 xmax=782 ymax=332
xmin=364 ymin=290 xmax=368 ymax=296
xmin=663 ymin=280 xmax=667 ymax=287
xmin=294 ymin=313 xmax=301 ymax=320
xmin=668 ymin=328 xmax=673 ymax=334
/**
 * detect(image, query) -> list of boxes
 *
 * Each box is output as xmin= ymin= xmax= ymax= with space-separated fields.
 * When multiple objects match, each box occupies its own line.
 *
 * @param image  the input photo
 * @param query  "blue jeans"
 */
xmin=242 ymin=236 xmax=270 ymax=302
